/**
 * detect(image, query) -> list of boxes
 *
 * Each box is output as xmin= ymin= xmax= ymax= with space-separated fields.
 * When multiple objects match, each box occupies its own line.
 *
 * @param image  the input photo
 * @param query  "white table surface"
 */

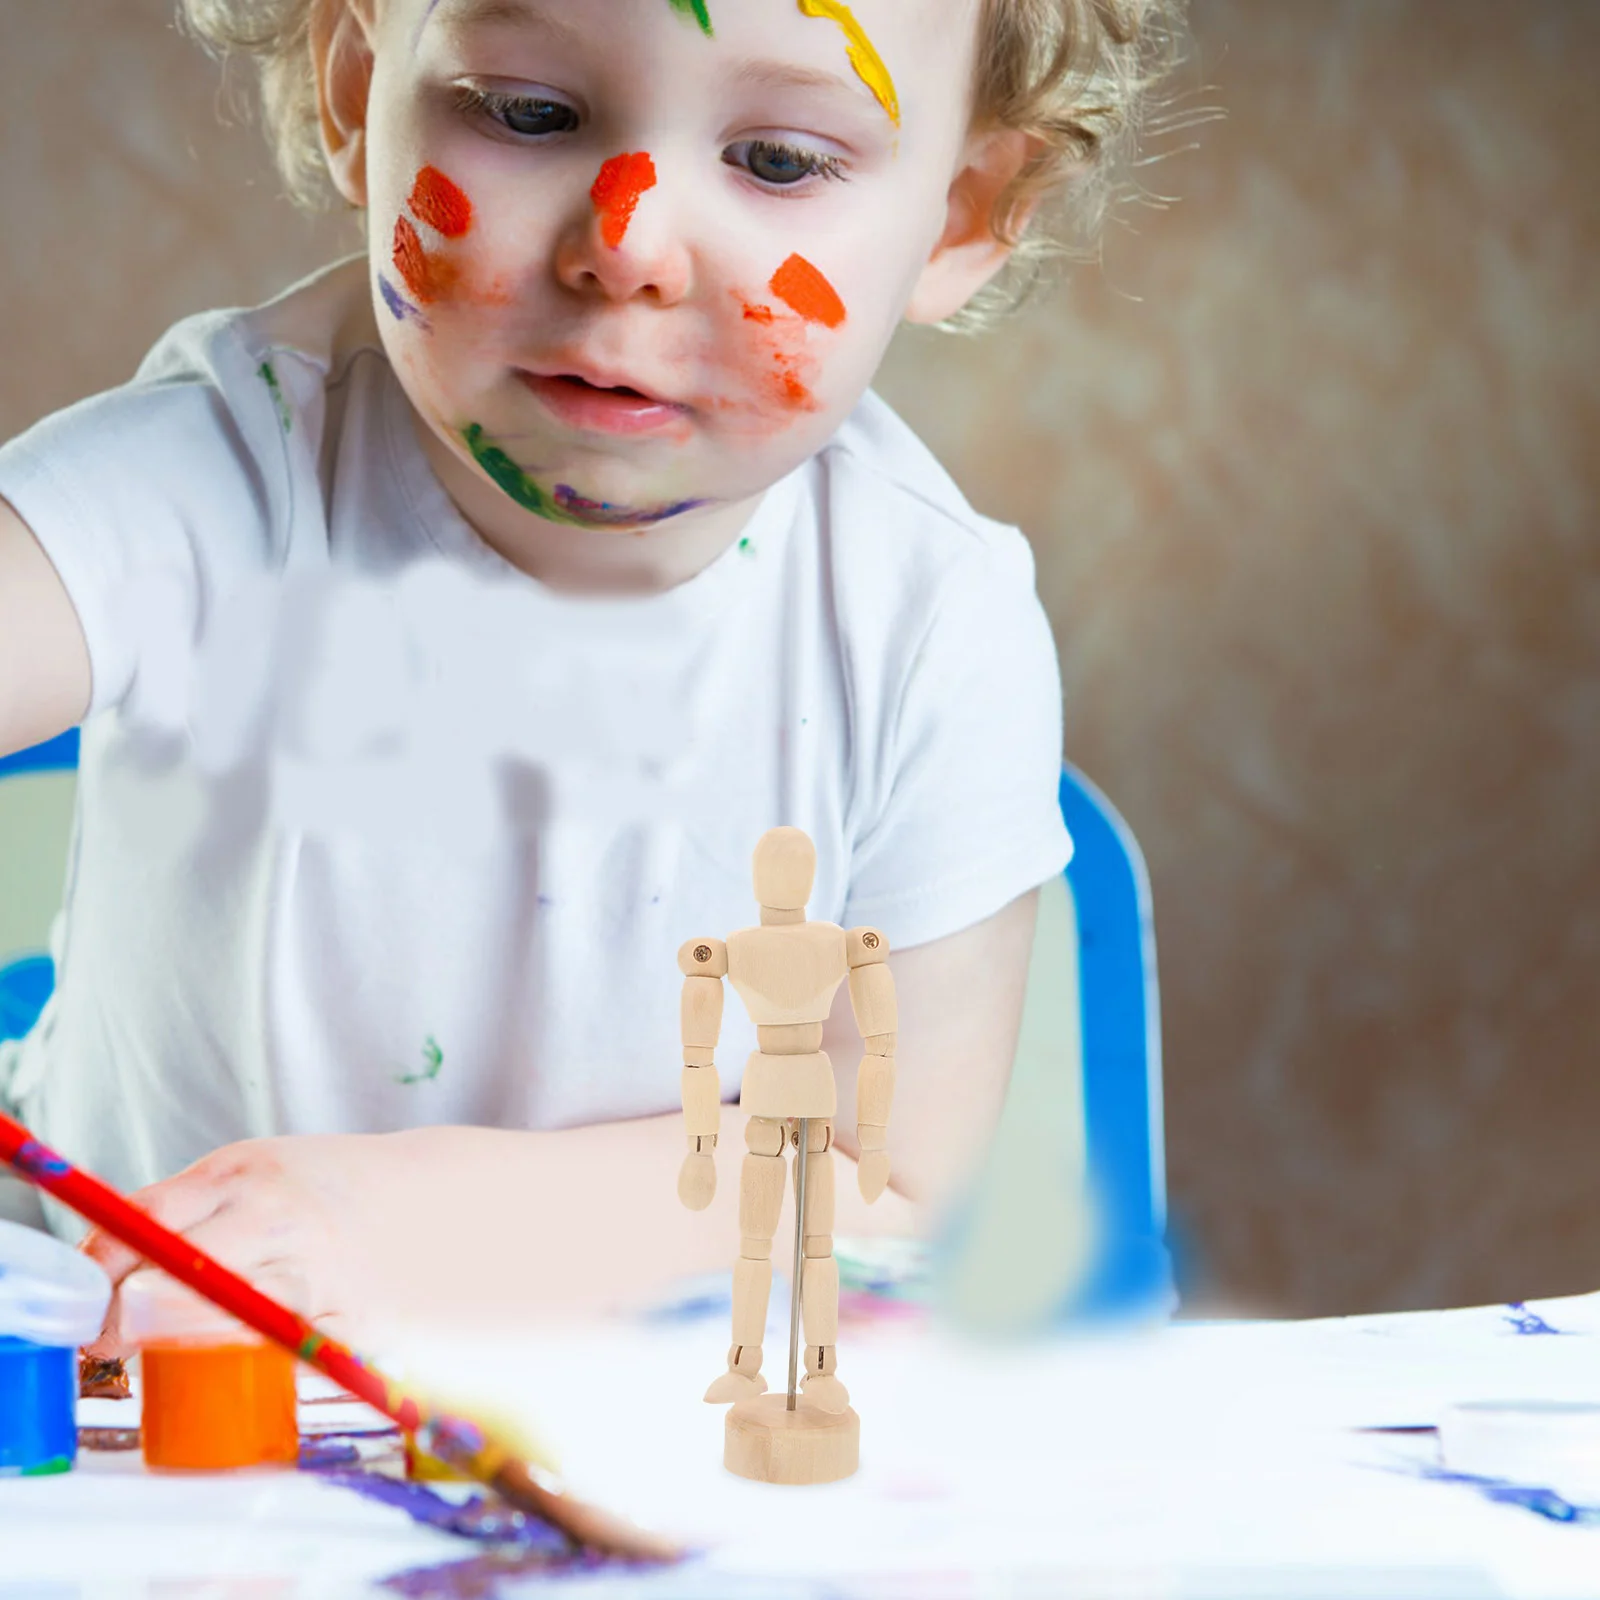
xmin=4 ymin=1290 xmax=1600 ymax=1599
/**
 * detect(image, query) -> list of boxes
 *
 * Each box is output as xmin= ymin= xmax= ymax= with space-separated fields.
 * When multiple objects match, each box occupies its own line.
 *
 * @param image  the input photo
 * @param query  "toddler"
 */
xmin=0 ymin=0 xmax=1184 ymax=1336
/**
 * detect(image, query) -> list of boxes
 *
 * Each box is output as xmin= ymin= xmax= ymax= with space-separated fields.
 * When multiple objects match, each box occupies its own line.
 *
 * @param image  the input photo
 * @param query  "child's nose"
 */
xmin=555 ymin=152 xmax=692 ymax=306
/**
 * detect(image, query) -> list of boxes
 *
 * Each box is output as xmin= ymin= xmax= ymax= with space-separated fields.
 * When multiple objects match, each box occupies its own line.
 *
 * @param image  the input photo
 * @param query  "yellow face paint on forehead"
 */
xmin=796 ymin=0 xmax=900 ymax=127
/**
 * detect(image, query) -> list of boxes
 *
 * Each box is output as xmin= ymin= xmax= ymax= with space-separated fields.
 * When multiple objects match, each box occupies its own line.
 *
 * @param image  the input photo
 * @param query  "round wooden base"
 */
xmin=724 ymin=1393 xmax=860 ymax=1484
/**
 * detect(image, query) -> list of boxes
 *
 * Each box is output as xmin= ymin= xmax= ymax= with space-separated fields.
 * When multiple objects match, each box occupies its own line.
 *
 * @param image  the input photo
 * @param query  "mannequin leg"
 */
xmin=704 ymin=1115 xmax=786 ymax=1403
xmin=796 ymin=1119 xmax=848 ymax=1412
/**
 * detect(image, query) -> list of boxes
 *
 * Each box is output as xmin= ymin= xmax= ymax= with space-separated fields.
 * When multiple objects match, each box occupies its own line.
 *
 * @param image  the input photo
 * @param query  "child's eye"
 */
xmin=724 ymin=140 xmax=847 ymax=188
xmin=454 ymin=85 xmax=579 ymax=139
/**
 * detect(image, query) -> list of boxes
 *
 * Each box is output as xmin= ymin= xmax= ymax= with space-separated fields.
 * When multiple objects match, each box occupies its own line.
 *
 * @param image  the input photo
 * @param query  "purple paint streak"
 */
xmin=551 ymin=485 xmax=707 ymax=527
xmin=381 ymin=1547 xmax=616 ymax=1598
xmin=1503 ymin=1302 xmax=1565 ymax=1335
xmin=380 ymin=274 xmax=430 ymax=329
xmin=411 ymin=0 xmax=446 ymax=49
xmin=312 ymin=1469 xmax=570 ymax=1548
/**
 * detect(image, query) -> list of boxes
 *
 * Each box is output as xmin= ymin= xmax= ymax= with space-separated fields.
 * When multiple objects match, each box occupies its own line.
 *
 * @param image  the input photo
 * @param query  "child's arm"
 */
xmin=78 ymin=895 xmax=1037 ymax=1345
xmin=0 ymin=497 xmax=90 ymax=757
xmin=825 ymin=889 xmax=1040 ymax=1215
xmin=81 ymin=1108 xmax=920 ymax=1351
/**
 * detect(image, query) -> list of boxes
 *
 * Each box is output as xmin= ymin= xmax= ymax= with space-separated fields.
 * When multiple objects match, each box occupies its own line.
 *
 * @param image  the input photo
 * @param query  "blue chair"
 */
xmin=0 ymin=729 xmax=79 ymax=1044
xmin=1057 ymin=762 xmax=1174 ymax=1318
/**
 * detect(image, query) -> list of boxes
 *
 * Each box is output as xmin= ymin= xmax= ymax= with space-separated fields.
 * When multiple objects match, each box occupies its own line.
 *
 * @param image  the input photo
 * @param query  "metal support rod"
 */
xmin=786 ymin=1117 xmax=809 ymax=1411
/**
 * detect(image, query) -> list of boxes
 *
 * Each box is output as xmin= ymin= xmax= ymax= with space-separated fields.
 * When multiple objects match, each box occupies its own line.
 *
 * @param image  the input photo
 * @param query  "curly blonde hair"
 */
xmin=179 ymin=0 xmax=1193 ymax=327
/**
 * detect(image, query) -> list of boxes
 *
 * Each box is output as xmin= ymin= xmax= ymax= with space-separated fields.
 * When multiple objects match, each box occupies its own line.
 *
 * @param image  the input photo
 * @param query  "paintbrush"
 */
xmin=0 ymin=1110 xmax=679 ymax=1563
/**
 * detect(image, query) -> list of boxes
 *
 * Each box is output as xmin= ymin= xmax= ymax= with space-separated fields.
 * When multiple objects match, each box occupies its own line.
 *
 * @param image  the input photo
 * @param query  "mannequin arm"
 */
xmin=675 ymin=936 xmax=728 ymax=1208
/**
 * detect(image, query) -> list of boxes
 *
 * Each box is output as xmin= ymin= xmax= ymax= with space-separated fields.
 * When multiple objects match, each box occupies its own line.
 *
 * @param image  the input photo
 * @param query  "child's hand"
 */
xmin=80 ymin=1133 xmax=376 ymax=1357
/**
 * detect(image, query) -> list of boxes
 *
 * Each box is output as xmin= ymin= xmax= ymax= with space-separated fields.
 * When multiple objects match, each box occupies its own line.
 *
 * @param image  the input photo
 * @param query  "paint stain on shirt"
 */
xmin=397 ymin=1035 xmax=444 ymax=1086
xmin=769 ymin=253 xmax=847 ymax=328
xmin=258 ymin=360 xmax=293 ymax=435
xmin=590 ymin=152 xmax=659 ymax=249
xmin=408 ymin=166 xmax=474 ymax=238
xmin=796 ymin=0 xmax=900 ymax=126
xmin=667 ymin=0 xmax=714 ymax=36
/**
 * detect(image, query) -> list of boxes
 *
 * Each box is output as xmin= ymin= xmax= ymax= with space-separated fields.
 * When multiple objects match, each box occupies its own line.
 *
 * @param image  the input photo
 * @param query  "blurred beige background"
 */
xmin=3 ymin=1 xmax=1597 ymax=1315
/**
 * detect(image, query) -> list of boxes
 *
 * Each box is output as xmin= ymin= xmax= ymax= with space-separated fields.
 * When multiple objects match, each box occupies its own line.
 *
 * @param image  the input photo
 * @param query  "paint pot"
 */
xmin=0 ymin=1217 xmax=113 ymax=1477
xmin=122 ymin=1269 xmax=299 ymax=1471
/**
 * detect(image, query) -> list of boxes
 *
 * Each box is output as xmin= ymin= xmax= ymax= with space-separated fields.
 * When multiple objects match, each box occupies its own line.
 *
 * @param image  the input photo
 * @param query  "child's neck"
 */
xmin=414 ymin=410 xmax=761 ymax=597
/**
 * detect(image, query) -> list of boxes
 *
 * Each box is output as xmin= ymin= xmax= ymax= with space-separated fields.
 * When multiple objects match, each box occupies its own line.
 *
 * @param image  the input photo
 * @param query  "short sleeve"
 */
xmin=841 ymin=531 xmax=1073 ymax=948
xmin=0 ymin=328 xmax=279 ymax=722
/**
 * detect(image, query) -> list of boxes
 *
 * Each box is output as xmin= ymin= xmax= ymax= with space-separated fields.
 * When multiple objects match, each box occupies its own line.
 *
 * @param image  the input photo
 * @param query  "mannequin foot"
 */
xmin=705 ymin=1369 xmax=767 ymax=1404
xmin=801 ymin=1373 xmax=850 ymax=1413
xmin=705 ymin=1343 xmax=767 ymax=1404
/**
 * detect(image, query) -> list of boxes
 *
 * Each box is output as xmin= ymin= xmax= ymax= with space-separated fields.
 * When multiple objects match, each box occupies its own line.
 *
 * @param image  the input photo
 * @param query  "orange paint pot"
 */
xmin=123 ymin=1270 xmax=300 ymax=1472
xmin=139 ymin=1342 xmax=298 ymax=1471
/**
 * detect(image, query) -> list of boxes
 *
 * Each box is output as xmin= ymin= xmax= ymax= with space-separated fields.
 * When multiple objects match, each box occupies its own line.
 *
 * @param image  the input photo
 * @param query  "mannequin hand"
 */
xmin=857 ymin=1149 xmax=891 ymax=1204
xmin=677 ymin=1148 xmax=717 ymax=1210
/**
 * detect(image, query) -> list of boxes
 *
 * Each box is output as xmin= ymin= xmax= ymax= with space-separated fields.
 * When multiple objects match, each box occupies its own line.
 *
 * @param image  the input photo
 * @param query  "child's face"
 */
xmin=346 ymin=0 xmax=995 ymax=533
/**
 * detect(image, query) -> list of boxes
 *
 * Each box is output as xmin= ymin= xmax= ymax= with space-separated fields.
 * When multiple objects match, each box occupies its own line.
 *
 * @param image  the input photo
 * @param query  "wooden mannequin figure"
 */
xmin=676 ymin=826 xmax=897 ymax=1485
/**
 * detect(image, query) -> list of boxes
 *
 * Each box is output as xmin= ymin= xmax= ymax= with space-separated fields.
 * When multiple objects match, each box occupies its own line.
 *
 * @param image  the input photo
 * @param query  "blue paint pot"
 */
xmin=0 ymin=1218 xmax=112 ymax=1476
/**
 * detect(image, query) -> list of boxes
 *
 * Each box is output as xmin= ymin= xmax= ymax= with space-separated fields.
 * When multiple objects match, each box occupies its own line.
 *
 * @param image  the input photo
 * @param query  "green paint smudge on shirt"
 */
xmin=739 ymin=537 xmax=753 ymax=553
xmin=259 ymin=360 xmax=292 ymax=435
xmin=397 ymin=1034 xmax=444 ymax=1085
xmin=667 ymin=0 xmax=714 ymax=36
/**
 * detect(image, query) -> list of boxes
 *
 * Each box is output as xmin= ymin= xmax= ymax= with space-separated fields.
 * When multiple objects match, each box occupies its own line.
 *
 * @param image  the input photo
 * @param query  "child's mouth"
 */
xmin=517 ymin=369 xmax=689 ymax=437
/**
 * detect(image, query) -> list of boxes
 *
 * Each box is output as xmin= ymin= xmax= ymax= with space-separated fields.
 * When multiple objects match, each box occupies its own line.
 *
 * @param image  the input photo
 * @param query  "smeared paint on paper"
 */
xmin=666 ymin=0 xmax=714 ymax=36
xmin=590 ymin=152 xmax=658 ymax=249
xmin=408 ymin=166 xmax=474 ymax=238
xmin=797 ymin=0 xmax=900 ymax=125
xmin=769 ymin=253 xmax=847 ymax=328
xmin=316 ymin=1469 xmax=573 ymax=1548
xmin=259 ymin=360 xmax=293 ymax=435
xmin=1504 ymin=1302 xmax=1566 ymax=1335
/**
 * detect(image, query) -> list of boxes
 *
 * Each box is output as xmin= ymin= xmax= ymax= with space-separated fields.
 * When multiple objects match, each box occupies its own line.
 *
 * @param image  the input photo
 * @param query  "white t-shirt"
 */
xmin=0 ymin=258 xmax=1072 ymax=1211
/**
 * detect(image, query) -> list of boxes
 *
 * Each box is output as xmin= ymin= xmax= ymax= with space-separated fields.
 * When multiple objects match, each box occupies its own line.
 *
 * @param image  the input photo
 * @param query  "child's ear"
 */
xmin=312 ymin=0 xmax=378 ymax=209
xmin=904 ymin=127 xmax=1040 ymax=326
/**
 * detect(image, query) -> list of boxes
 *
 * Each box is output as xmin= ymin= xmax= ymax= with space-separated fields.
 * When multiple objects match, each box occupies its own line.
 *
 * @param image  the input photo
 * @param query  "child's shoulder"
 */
xmin=809 ymin=388 xmax=1039 ymax=588
xmin=133 ymin=256 xmax=378 ymax=416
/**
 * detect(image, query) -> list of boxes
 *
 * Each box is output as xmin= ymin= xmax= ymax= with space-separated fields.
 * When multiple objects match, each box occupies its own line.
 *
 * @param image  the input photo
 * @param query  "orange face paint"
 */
xmin=590 ymin=153 xmax=658 ymax=249
xmin=393 ymin=215 xmax=463 ymax=304
xmin=140 ymin=1343 xmax=298 ymax=1471
xmin=768 ymin=254 xmax=847 ymax=329
xmin=408 ymin=166 xmax=474 ymax=238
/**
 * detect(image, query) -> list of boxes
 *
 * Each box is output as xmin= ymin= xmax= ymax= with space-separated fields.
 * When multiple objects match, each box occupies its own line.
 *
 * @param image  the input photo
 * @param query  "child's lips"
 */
xmin=516 ymin=369 xmax=690 ymax=437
